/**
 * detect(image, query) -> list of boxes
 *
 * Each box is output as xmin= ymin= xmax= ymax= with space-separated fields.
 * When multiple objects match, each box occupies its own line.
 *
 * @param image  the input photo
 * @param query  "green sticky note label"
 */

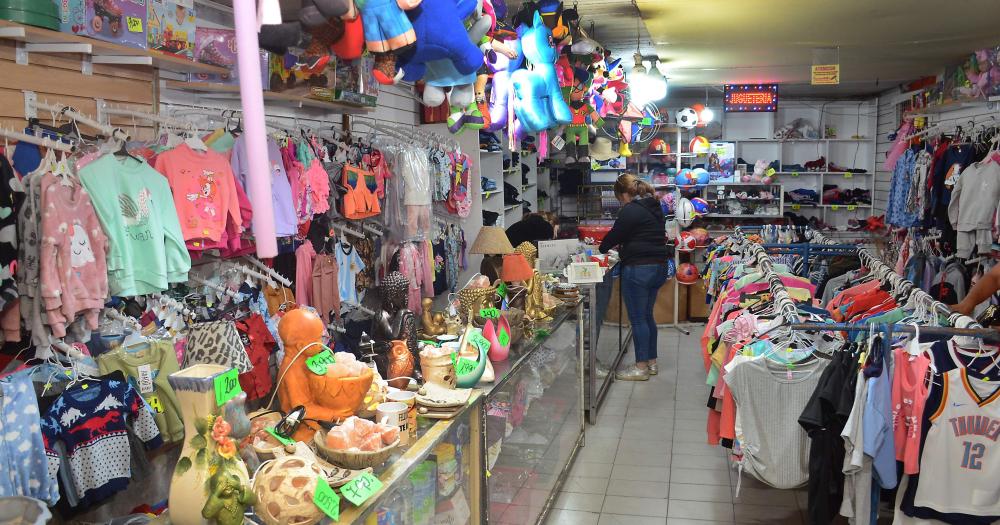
xmin=498 ymin=327 xmax=510 ymax=347
xmin=126 ymin=16 xmax=143 ymax=33
xmin=340 ymin=472 xmax=383 ymax=506
xmin=847 ymin=205 xmax=857 ymax=211
xmin=791 ymin=172 xmax=799 ymax=177
xmin=214 ymin=368 xmax=241 ymax=406
xmin=830 ymin=205 xmax=840 ymax=211
xmin=496 ymin=283 xmax=507 ymax=298
xmin=265 ymin=427 xmax=295 ymax=446
xmin=306 ymin=349 xmax=336 ymax=375
xmin=313 ymin=476 xmax=340 ymax=520
xmin=791 ymin=204 xmax=800 ymax=211
xmin=843 ymin=172 xmax=853 ymax=179
xmin=470 ymin=332 xmax=491 ymax=353
xmin=480 ymin=308 xmax=500 ymax=319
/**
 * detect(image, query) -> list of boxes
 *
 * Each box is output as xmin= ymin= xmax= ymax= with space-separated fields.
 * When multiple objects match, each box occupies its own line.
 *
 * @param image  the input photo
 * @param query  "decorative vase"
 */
xmin=419 ymin=351 xmax=457 ymax=388
xmin=168 ymin=364 xmax=254 ymax=525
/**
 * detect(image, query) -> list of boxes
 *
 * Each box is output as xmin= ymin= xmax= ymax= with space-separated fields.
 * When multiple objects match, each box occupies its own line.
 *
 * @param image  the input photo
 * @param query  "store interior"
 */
xmin=1 ymin=0 xmax=1000 ymax=524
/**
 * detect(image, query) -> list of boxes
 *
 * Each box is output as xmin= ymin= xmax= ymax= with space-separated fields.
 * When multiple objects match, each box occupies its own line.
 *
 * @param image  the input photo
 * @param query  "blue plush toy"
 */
xmin=397 ymin=0 xmax=484 ymax=84
xmin=509 ymin=12 xmax=572 ymax=133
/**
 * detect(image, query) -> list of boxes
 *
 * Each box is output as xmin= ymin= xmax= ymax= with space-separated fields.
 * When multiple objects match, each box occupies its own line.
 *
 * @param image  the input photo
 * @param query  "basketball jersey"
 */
xmin=913 ymin=368 xmax=1000 ymax=515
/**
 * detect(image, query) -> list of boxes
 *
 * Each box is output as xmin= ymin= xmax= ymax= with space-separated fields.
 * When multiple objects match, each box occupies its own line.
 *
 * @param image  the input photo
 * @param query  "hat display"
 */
xmin=470 ymin=226 xmax=515 ymax=255
xmin=590 ymin=137 xmax=617 ymax=161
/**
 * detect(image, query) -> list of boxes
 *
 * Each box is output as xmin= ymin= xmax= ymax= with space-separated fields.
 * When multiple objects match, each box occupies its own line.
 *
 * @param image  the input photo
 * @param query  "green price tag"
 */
xmin=265 ymin=427 xmax=295 ymax=446
xmin=214 ymin=368 xmax=241 ymax=406
xmin=126 ymin=16 xmax=143 ymax=32
xmin=454 ymin=356 xmax=477 ymax=375
xmin=305 ymin=349 xmax=336 ymax=375
xmin=340 ymin=472 xmax=383 ymax=506
xmin=843 ymin=172 xmax=853 ymax=179
xmin=830 ymin=205 xmax=840 ymax=211
xmin=313 ymin=476 xmax=340 ymax=520
xmin=469 ymin=332 xmax=491 ymax=353
xmin=791 ymin=204 xmax=800 ymax=211
xmin=847 ymin=205 xmax=858 ymax=211
xmin=496 ymin=283 xmax=507 ymax=298
xmin=479 ymin=308 xmax=500 ymax=319
xmin=498 ymin=327 xmax=510 ymax=347
xmin=791 ymin=172 xmax=799 ymax=177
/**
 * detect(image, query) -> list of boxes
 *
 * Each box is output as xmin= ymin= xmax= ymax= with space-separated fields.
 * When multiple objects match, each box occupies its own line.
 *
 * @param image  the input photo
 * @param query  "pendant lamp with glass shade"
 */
xmin=627 ymin=4 xmax=667 ymax=106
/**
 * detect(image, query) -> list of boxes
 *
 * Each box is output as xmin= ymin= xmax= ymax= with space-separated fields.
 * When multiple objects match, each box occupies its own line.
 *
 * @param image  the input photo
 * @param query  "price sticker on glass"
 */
xmin=479 ymin=308 xmax=500 ymax=319
xmin=306 ymin=349 xmax=336 ymax=375
xmin=340 ymin=472 xmax=383 ymax=506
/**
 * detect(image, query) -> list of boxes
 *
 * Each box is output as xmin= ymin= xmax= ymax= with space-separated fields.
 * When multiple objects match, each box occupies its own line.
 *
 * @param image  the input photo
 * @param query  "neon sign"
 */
xmin=724 ymin=84 xmax=778 ymax=112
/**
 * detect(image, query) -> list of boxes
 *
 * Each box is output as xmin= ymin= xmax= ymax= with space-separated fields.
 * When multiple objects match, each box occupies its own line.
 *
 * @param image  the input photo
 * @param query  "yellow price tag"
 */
xmin=791 ymin=204 xmax=801 ymax=211
xmin=148 ymin=395 xmax=164 ymax=414
xmin=843 ymin=172 xmax=853 ymax=179
xmin=126 ymin=16 xmax=143 ymax=33
xmin=847 ymin=205 xmax=857 ymax=211
xmin=830 ymin=205 xmax=840 ymax=211
xmin=791 ymin=172 xmax=800 ymax=177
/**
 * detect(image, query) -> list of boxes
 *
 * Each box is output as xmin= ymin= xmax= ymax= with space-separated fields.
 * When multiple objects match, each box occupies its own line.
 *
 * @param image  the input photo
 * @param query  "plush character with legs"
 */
xmin=564 ymin=69 xmax=602 ymax=164
xmin=394 ymin=0 xmax=484 ymax=85
xmin=509 ymin=12 xmax=573 ymax=133
xmin=485 ymin=27 xmax=522 ymax=132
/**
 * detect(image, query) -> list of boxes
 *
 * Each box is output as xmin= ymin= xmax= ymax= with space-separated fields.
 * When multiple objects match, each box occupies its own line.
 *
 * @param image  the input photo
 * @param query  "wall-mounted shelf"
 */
xmin=0 ymin=20 xmax=227 ymax=75
xmin=163 ymin=81 xmax=373 ymax=114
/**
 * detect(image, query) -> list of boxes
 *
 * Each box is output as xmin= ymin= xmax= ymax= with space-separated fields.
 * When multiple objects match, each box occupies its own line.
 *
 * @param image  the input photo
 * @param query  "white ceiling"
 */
xmin=629 ymin=0 xmax=1000 ymax=96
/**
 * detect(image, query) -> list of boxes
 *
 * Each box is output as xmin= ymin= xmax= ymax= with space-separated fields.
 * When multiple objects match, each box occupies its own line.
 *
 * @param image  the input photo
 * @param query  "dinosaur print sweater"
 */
xmin=40 ymin=371 xmax=162 ymax=507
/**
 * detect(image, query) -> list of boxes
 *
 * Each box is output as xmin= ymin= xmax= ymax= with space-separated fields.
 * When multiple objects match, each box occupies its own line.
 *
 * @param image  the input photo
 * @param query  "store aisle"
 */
xmin=546 ymin=325 xmax=807 ymax=525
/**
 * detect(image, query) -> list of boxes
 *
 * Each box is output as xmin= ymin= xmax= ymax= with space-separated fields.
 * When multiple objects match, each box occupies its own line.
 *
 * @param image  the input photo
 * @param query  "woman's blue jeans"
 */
xmin=621 ymin=264 xmax=669 ymax=363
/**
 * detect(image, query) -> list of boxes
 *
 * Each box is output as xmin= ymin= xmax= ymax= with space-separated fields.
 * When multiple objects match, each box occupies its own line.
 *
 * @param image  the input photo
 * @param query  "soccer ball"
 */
xmin=676 ymin=107 xmax=699 ymax=129
xmin=676 ymin=198 xmax=697 ymax=227
xmin=676 ymin=231 xmax=697 ymax=251
xmin=689 ymin=135 xmax=710 ymax=154
xmin=676 ymin=263 xmax=700 ymax=284
xmin=690 ymin=227 xmax=711 ymax=245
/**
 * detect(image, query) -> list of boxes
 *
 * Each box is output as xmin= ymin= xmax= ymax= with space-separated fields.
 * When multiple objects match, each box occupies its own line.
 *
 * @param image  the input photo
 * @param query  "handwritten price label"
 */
xmin=843 ymin=173 xmax=853 ymax=179
xmin=469 ymin=332 xmax=491 ymax=353
xmin=265 ymin=427 xmax=295 ymax=446
xmin=791 ymin=204 xmax=801 ymax=211
xmin=147 ymin=395 xmax=164 ymax=414
xmin=306 ymin=349 xmax=336 ymax=375
xmin=126 ymin=16 xmax=143 ymax=33
xmin=830 ymin=205 xmax=840 ymax=211
xmin=340 ymin=472 xmax=383 ymax=506
xmin=847 ymin=205 xmax=857 ymax=211
xmin=496 ymin=283 xmax=507 ymax=298
xmin=791 ymin=172 xmax=800 ymax=177
xmin=498 ymin=327 xmax=510 ymax=347
xmin=479 ymin=308 xmax=500 ymax=319
xmin=213 ymin=368 xmax=241 ymax=406
xmin=312 ymin=476 xmax=340 ymax=520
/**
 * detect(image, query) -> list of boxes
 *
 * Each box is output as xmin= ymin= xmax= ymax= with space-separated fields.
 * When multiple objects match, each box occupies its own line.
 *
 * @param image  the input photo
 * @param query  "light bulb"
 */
xmin=700 ymin=107 xmax=714 ymax=124
xmin=260 ymin=0 xmax=282 ymax=25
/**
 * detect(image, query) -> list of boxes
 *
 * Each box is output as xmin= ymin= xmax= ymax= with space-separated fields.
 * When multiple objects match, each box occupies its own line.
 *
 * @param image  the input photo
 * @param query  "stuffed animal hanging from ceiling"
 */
xmin=509 ymin=12 xmax=573 ymax=134
xmin=485 ymin=33 xmax=522 ymax=132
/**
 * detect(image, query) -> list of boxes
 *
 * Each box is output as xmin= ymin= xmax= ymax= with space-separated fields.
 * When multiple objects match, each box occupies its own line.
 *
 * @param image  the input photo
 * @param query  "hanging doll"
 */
xmin=563 ymin=68 xmax=603 ymax=164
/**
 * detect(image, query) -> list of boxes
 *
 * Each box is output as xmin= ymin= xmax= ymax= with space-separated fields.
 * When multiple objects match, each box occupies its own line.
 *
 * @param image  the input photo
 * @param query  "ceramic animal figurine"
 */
xmin=509 ymin=12 xmax=573 ymax=134
xmin=387 ymin=340 xmax=415 ymax=389
xmin=201 ymin=472 xmax=255 ymax=525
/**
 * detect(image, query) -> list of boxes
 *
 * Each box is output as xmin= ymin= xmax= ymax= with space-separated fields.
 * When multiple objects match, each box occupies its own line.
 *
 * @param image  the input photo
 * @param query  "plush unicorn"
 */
xmin=485 ymin=37 xmax=522 ymax=132
xmin=509 ymin=12 xmax=572 ymax=133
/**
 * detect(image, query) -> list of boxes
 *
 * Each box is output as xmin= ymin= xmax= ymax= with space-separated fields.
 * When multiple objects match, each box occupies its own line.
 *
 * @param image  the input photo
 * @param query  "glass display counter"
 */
xmin=335 ymin=304 xmax=585 ymax=525
xmin=581 ymin=272 xmax=631 ymax=424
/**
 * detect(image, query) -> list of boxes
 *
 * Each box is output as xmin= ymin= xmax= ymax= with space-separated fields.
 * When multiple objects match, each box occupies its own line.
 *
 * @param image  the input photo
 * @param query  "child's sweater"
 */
xmin=79 ymin=155 xmax=191 ymax=296
xmin=38 ymin=173 xmax=109 ymax=338
xmin=40 ymin=372 xmax=162 ymax=507
xmin=153 ymin=144 xmax=242 ymax=247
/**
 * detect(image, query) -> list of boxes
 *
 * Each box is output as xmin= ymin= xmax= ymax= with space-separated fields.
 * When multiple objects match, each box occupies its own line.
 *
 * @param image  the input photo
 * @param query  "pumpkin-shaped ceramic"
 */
xmin=306 ymin=366 xmax=374 ymax=419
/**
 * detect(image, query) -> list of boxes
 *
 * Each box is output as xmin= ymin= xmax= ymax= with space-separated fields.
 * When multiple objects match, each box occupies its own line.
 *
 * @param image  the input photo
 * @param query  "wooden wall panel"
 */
xmin=0 ymin=40 xmax=156 ymax=140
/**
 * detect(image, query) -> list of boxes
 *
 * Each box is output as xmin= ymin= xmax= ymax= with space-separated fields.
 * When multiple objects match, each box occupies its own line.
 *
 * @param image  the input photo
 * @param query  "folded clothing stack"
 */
xmin=785 ymin=189 xmax=820 ymax=204
xmin=822 ymin=185 xmax=871 ymax=205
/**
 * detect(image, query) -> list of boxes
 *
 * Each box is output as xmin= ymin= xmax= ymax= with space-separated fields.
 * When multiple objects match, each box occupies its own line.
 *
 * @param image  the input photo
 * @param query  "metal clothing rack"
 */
xmin=730 ymin=227 xmax=800 ymax=325
xmin=787 ymin=322 xmax=1000 ymax=343
xmin=807 ymin=229 xmax=983 ymax=329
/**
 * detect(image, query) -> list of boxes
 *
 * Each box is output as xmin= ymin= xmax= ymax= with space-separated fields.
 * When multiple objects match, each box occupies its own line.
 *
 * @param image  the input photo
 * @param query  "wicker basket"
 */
xmin=313 ymin=430 xmax=399 ymax=470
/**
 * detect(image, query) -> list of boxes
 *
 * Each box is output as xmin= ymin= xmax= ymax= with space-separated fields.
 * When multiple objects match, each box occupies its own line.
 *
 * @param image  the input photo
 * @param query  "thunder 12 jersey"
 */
xmin=914 ymin=368 xmax=1000 ymax=515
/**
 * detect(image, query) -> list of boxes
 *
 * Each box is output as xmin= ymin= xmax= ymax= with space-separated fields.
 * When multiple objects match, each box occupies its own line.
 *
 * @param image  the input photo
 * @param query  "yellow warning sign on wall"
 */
xmin=811 ymin=64 xmax=840 ymax=85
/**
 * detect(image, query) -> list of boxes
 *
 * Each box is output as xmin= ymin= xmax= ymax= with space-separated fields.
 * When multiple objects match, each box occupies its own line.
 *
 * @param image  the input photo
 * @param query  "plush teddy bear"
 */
xmin=509 ymin=12 xmax=573 ymax=134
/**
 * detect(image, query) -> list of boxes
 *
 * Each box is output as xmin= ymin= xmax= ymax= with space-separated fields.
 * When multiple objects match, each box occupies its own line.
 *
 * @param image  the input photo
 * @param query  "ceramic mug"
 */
xmin=376 ymin=401 xmax=410 ymax=445
xmin=387 ymin=390 xmax=417 ymax=444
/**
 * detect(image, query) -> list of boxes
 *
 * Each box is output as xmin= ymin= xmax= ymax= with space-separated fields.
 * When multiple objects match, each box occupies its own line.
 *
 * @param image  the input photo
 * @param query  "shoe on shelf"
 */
xmin=615 ymin=364 xmax=650 ymax=381
xmin=482 ymin=177 xmax=498 ymax=192
xmin=648 ymin=363 xmax=658 ymax=375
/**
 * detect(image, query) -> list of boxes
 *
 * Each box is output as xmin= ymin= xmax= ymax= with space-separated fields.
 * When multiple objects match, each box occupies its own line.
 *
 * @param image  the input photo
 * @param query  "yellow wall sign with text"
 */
xmin=811 ymin=64 xmax=840 ymax=85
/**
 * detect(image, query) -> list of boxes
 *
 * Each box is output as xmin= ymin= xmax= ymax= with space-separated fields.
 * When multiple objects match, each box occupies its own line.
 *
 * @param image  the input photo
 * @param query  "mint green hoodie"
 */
xmin=79 ymin=155 xmax=191 ymax=296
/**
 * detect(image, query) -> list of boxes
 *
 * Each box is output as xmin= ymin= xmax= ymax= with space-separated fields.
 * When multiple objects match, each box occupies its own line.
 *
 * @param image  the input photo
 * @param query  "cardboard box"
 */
xmin=56 ymin=0 xmax=148 ymax=49
xmin=335 ymin=56 xmax=378 ymax=106
xmin=188 ymin=27 xmax=269 ymax=89
xmin=606 ymin=278 xmax=688 ymax=325
xmin=146 ymin=0 xmax=194 ymax=58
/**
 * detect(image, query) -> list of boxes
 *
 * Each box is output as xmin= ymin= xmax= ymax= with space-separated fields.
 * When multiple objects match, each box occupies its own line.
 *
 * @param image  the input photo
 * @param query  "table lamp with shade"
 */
xmin=502 ymin=253 xmax=534 ymax=282
xmin=470 ymin=226 xmax=515 ymax=283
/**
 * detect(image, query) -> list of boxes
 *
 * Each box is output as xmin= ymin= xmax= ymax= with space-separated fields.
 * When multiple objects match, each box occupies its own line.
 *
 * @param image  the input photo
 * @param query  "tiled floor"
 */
xmin=546 ymin=325 xmax=810 ymax=525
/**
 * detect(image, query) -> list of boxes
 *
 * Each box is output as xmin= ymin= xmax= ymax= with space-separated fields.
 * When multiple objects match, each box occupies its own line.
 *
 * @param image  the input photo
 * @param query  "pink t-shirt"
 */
xmin=154 ymin=144 xmax=242 ymax=246
xmin=38 ymin=173 xmax=109 ymax=338
xmin=892 ymin=346 xmax=930 ymax=475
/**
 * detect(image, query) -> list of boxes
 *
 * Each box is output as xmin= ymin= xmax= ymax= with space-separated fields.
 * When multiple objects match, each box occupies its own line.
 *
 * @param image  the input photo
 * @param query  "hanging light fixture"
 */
xmin=627 ymin=2 xmax=667 ymax=105
xmin=259 ymin=0 xmax=283 ymax=26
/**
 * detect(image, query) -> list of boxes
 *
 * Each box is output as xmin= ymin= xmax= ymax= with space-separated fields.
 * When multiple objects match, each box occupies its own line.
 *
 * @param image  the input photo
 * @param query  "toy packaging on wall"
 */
xmin=146 ymin=0 xmax=195 ymax=58
xmin=188 ymin=27 xmax=269 ymax=88
xmin=57 ymin=0 xmax=148 ymax=49
xmin=268 ymin=51 xmax=337 ymax=100
xmin=336 ymin=56 xmax=379 ymax=107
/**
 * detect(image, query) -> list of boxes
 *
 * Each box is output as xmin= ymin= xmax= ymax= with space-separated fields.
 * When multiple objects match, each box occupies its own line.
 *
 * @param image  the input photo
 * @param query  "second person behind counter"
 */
xmin=599 ymin=174 xmax=671 ymax=381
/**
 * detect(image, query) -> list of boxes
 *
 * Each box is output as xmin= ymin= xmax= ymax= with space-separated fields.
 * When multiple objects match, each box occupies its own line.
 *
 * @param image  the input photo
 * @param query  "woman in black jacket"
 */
xmin=599 ymin=174 xmax=671 ymax=380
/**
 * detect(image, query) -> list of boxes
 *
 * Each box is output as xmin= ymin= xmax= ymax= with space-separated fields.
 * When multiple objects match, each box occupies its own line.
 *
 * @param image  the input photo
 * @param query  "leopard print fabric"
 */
xmin=183 ymin=320 xmax=253 ymax=373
